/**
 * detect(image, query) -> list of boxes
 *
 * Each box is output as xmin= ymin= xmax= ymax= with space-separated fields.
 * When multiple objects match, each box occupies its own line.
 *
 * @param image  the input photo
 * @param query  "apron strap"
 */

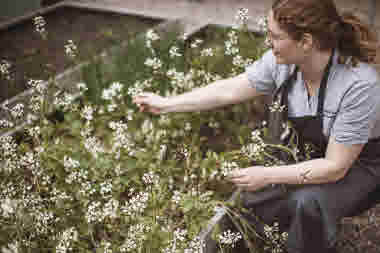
xmin=317 ymin=48 xmax=335 ymax=115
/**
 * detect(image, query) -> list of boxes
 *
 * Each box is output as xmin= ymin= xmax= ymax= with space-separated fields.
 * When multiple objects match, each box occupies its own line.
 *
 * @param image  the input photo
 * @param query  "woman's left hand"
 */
xmin=228 ymin=166 xmax=271 ymax=192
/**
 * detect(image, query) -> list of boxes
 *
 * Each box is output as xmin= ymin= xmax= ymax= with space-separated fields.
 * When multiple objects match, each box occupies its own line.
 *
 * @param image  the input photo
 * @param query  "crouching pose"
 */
xmin=134 ymin=0 xmax=380 ymax=252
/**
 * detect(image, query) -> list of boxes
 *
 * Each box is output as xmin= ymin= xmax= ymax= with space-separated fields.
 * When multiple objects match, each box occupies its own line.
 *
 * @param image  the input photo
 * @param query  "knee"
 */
xmin=288 ymin=188 xmax=323 ymax=216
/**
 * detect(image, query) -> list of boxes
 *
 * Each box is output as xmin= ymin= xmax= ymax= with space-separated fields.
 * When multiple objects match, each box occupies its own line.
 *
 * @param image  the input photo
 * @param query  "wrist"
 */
xmin=161 ymin=97 xmax=172 ymax=114
xmin=262 ymin=166 xmax=277 ymax=185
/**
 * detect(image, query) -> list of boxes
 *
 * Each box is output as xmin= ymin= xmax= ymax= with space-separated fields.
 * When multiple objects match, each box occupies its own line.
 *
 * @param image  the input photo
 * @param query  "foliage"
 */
xmin=0 ymin=11 xmax=301 ymax=253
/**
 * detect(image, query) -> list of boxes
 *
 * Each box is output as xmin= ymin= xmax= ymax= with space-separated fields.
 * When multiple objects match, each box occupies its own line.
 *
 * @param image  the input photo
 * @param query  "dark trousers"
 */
xmin=241 ymin=165 xmax=380 ymax=253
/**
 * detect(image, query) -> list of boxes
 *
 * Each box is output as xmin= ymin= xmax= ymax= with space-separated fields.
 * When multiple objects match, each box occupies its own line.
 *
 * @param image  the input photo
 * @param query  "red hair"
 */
xmin=272 ymin=0 xmax=378 ymax=64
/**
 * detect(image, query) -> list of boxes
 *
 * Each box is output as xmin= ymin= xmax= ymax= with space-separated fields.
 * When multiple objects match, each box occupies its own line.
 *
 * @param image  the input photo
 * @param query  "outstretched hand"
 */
xmin=132 ymin=92 xmax=168 ymax=114
xmin=228 ymin=166 xmax=271 ymax=192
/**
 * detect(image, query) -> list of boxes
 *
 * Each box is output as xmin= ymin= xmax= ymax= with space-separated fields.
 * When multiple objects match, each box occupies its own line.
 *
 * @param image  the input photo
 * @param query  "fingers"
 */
xmin=133 ymin=93 xmax=152 ymax=112
xmin=133 ymin=92 xmax=154 ymax=102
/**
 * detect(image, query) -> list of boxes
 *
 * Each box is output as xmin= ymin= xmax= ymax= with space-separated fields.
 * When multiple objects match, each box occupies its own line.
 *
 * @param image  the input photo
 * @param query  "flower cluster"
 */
xmin=269 ymin=99 xmax=286 ymax=112
xmin=0 ymin=60 xmax=11 ymax=80
xmin=0 ymin=119 xmax=14 ymax=128
xmin=217 ymin=230 xmax=242 ymax=248
xmin=144 ymin=57 xmax=162 ymax=71
xmin=56 ymin=227 xmax=78 ymax=253
xmin=166 ymin=68 xmax=195 ymax=91
xmin=263 ymin=222 xmax=288 ymax=253
xmin=1 ymin=198 xmax=18 ymax=218
xmin=235 ymin=8 xmax=250 ymax=26
xmin=241 ymin=142 xmax=266 ymax=160
xmin=0 ymin=135 xmax=19 ymax=173
xmin=256 ymin=15 xmax=268 ymax=33
xmin=220 ymin=161 xmax=239 ymax=177
xmin=64 ymin=40 xmax=77 ymax=59
xmin=53 ymin=92 xmax=76 ymax=111
xmin=225 ymin=30 xmax=239 ymax=56
xmin=81 ymin=105 xmax=94 ymax=121
xmin=142 ymin=171 xmax=160 ymax=186
xmin=33 ymin=16 xmax=47 ymax=38
xmin=63 ymin=156 xmax=80 ymax=171
xmin=121 ymin=191 xmax=149 ymax=216
xmin=10 ymin=103 xmax=24 ymax=119
xmin=145 ymin=29 xmax=160 ymax=49
xmin=28 ymin=79 xmax=46 ymax=94
xmin=184 ymin=236 xmax=205 ymax=253
xmin=119 ymin=224 xmax=151 ymax=252
xmin=109 ymin=120 xmax=135 ymax=158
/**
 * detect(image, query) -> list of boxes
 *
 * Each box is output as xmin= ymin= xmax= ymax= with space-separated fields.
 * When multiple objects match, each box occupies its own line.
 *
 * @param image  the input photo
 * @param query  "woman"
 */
xmin=133 ymin=0 xmax=380 ymax=252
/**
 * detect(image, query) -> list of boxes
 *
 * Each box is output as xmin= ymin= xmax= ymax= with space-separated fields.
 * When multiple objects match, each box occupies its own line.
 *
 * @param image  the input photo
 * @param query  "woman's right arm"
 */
xmin=133 ymin=73 xmax=263 ymax=114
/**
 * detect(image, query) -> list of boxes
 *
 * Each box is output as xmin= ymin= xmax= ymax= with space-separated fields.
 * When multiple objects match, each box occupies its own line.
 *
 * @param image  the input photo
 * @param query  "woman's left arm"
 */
xmin=266 ymin=138 xmax=364 ymax=185
xmin=230 ymin=140 xmax=364 ymax=191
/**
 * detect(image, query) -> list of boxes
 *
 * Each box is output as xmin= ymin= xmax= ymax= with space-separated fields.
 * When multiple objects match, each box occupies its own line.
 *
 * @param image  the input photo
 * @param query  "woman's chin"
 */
xmin=275 ymin=56 xmax=285 ymax=64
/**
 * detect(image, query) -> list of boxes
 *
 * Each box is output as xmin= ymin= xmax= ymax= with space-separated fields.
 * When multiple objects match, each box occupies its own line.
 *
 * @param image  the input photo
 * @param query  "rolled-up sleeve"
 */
xmin=331 ymin=80 xmax=380 ymax=145
xmin=245 ymin=50 xmax=277 ymax=94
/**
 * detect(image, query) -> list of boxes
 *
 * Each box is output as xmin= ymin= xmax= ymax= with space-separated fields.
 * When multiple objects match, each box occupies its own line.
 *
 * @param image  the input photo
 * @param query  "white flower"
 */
xmin=83 ymin=136 xmax=105 ymax=158
xmin=221 ymin=161 xmax=239 ymax=177
xmin=63 ymin=156 xmax=80 ymax=170
xmin=241 ymin=142 xmax=266 ymax=159
xmin=1 ymin=199 xmax=17 ymax=217
xmin=256 ymin=15 xmax=268 ymax=32
xmin=144 ymin=57 xmax=162 ymax=70
xmin=64 ymin=40 xmax=77 ymax=58
xmin=127 ymin=81 xmax=144 ymax=97
xmin=56 ymin=227 xmax=78 ymax=253
xmin=102 ymin=82 xmax=123 ymax=100
xmin=0 ymin=60 xmax=11 ymax=80
xmin=269 ymin=100 xmax=286 ymax=112
xmin=146 ymin=29 xmax=160 ymax=41
xmin=169 ymin=46 xmax=182 ymax=58
xmin=184 ymin=236 xmax=205 ymax=253
xmin=174 ymin=228 xmax=187 ymax=242
xmin=190 ymin=39 xmax=203 ymax=48
xmin=171 ymin=190 xmax=182 ymax=205
xmin=228 ymin=30 xmax=238 ymax=44
xmin=10 ymin=104 xmax=24 ymax=118
xmin=251 ymin=129 xmax=262 ymax=142
xmin=33 ymin=16 xmax=46 ymax=37
xmin=200 ymin=48 xmax=214 ymax=57
xmin=54 ymin=92 xmax=75 ymax=110
xmin=27 ymin=126 xmax=41 ymax=139
xmin=27 ymin=79 xmax=46 ymax=94
xmin=224 ymin=41 xmax=239 ymax=55
xmin=232 ymin=55 xmax=244 ymax=67
xmin=235 ymin=8 xmax=250 ymax=25
xmin=182 ymin=32 xmax=189 ymax=40
xmin=217 ymin=230 xmax=242 ymax=248
xmin=81 ymin=105 xmax=94 ymax=121
xmin=100 ymin=181 xmax=113 ymax=198
xmin=77 ymin=82 xmax=88 ymax=91
xmin=0 ymin=119 xmax=14 ymax=128
xmin=142 ymin=171 xmax=160 ymax=185
xmin=121 ymin=191 xmax=149 ymax=216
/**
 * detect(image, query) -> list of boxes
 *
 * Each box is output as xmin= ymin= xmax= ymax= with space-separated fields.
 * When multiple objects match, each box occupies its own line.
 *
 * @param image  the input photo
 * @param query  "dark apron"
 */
xmin=241 ymin=50 xmax=380 ymax=253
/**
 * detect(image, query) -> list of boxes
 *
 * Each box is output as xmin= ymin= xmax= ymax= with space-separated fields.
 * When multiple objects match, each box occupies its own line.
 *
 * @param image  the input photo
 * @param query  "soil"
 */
xmin=0 ymin=6 xmax=161 ymax=102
